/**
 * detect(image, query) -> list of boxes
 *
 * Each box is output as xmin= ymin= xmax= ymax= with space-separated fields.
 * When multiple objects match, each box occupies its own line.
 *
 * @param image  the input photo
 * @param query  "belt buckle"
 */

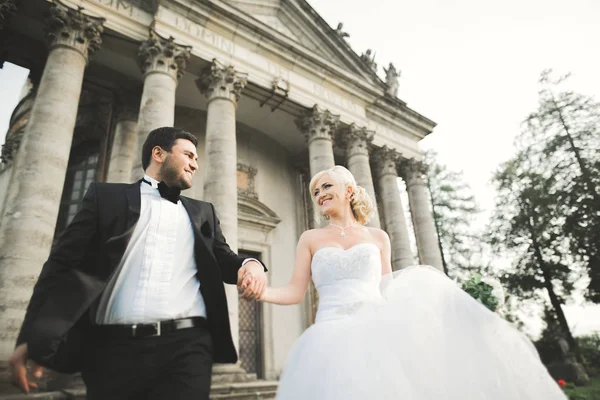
xmin=150 ymin=321 xmax=161 ymax=337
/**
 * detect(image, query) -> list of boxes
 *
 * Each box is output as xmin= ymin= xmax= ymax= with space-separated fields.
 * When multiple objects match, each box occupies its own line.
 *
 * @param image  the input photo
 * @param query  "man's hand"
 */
xmin=8 ymin=343 xmax=43 ymax=393
xmin=237 ymin=261 xmax=267 ymax=301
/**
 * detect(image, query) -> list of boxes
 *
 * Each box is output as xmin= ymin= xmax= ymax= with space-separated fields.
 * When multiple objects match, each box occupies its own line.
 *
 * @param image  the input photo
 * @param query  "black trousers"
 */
xmin=82 ymin=326 xmax=213 ymax=400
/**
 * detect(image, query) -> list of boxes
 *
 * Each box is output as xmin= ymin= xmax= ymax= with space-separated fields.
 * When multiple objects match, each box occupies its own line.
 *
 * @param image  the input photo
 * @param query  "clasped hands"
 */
xmin=237 ymin=260 xmax=267 ymax=301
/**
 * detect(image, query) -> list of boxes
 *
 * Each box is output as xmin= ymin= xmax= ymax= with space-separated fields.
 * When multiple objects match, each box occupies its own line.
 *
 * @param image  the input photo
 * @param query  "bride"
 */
xmin=239 ymin=165 xmax=566 ymax=400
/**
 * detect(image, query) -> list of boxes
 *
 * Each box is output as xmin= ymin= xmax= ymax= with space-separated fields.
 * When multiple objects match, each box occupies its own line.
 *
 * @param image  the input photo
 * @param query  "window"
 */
xmin=54 ymin=142 xmax=100 ymax=238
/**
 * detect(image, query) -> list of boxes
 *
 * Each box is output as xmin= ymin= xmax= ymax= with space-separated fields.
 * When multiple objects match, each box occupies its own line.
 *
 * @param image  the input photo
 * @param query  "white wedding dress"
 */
xmin=275 ymin=243 xmax=566 ymax=399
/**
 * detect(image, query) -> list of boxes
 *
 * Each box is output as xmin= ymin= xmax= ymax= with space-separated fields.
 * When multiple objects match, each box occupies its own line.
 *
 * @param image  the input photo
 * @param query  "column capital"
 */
xmin=343 ymin=123 xmax=373 ymax=155
xmin=46 ymin=2 xmax=105 ymax=62
xmin=138 ymin=31 xmax=191 ymax=82
xmin=372 ymin=145 xmax=401 ymax=177
xmin=0 ymin=132 xmax=21 ymax=165
xmin=400 ymin=159 xmax=428 ymax=187
xmin=114 ymin=85 xmax=142 ymax=122
xmin=196 ymin=59 xmax=248 ymax=104
xmin=295 ymin=105 xmax=340 ymax=143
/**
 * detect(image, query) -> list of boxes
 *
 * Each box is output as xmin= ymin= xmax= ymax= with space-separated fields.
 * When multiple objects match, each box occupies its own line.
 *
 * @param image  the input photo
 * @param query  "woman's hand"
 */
xmin=237 ymin=261 xmax=267 ymax=300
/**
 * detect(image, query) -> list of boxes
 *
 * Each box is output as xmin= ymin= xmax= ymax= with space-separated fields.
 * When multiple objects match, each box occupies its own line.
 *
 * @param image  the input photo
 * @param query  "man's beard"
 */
xmin=162 ymin=156 xmax=192 ymax=190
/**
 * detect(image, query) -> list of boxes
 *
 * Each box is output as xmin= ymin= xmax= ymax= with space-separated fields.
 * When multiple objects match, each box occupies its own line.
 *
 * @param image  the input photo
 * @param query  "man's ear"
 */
xmin=151 ymin=146 xmax=165 ymax=164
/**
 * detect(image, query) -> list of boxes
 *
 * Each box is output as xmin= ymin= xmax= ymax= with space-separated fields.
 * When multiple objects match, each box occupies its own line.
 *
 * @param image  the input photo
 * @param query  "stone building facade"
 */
xmin=0 ymin=0 xmax=442 ymax=384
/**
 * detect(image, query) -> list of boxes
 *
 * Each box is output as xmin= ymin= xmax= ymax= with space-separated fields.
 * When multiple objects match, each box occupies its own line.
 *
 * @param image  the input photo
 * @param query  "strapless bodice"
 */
xmin=311 ymin=243 xmax=383 ymax=322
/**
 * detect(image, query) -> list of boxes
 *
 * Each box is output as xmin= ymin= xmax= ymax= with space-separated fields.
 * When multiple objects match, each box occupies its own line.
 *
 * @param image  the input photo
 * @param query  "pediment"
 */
xmin=238 ymin=194 xmax=281 ymax=232
xmin=222 ymin=0 xmax=381 ymax=85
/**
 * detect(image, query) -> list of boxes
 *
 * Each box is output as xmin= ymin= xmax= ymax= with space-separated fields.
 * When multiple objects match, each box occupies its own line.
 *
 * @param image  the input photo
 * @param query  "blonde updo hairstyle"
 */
xmin=309 ymin=166 xmax=374 ymax=225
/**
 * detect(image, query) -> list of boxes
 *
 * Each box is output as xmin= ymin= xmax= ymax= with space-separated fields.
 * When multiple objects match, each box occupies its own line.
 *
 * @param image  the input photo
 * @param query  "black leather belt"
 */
xmin=94 ymin=317 xmax=208 ymax=339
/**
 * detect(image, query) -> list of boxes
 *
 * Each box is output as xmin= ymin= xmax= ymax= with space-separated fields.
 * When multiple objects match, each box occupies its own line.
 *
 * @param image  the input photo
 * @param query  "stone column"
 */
xmin=373 ymin=146 xmax=414 ymax=270
xmin=197 ymin=60 xmax=247 ymax=357
xmin=345 ymin=124 xmax=380 ymax=228
xmin=106 ymin=88 xmax=141 ymax=183
xmin=402 ymin=159 xmax=444 ymax=271
xmin=294 ymin=107 xmax=338 ymax=326
xmin=131 ymin=31 xmax=191 ymax=179
xmin=0 ymin=2 xmax=104 ymax=359
xmin=295 ymin=105 xmax=339 ymax=177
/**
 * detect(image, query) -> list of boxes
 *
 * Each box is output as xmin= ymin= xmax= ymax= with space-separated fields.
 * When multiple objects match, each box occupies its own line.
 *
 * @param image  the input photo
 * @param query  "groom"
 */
xmin=7 ymin=127 xmax=267 ymax=399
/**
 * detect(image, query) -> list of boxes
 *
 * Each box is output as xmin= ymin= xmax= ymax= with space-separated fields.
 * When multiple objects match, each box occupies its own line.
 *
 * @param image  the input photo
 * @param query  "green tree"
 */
xmin=489 ymin=153 xmax=580 ymax=353
xmin=425 ymin=150 xmax=480 ymax=278
xmin=522 ymin=70 xmax=600 ymax=301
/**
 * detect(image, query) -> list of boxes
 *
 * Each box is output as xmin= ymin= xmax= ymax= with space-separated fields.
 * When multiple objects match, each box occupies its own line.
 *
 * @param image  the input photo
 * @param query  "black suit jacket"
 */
xmin=17 ymin=180 xmax=262 ymax=373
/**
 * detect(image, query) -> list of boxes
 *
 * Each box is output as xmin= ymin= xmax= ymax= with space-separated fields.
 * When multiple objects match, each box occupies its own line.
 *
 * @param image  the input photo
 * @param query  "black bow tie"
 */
xmin=143 ymin=179 xmax=180 ymax=204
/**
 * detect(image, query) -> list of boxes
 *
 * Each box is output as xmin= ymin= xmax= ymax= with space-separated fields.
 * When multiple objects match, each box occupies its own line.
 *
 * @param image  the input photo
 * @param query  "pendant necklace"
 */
xmin=329 ymin=222 xmax=356 ymax=237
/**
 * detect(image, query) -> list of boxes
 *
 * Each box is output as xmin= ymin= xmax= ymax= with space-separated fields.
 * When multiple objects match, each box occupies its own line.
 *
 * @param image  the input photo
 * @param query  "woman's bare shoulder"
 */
xmin=299 ymin=228 xmax=330 ymax=252
xmin=365 ymin=226 xmax=389 ymax=239
xmin=299 ymin=228 xmax=326 ymax=243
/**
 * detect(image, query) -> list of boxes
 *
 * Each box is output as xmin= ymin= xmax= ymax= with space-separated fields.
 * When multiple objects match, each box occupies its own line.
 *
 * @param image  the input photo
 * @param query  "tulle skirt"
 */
xmin=276 ymin=266 xmax=566 ymax=400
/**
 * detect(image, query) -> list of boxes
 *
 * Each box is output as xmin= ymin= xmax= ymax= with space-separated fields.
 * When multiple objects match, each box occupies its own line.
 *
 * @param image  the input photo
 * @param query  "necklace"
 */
xmin=329 ymin=222 xmax=356 ymax=237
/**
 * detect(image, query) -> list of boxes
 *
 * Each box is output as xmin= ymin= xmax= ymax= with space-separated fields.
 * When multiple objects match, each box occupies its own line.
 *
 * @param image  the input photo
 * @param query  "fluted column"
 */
xmin=106 ymin=88 xmax=140 ymax=183
xmin=295 ymin=105 xmax=339 ymax=177
xmin=197 ymin=59 xmax=247 ymax=355
xmin=0 ymin=2 xmax=104 ymax=359
xmin=373 ymin=146 xmax=413 ymax=270
xmin=345 ymin=124 xmax=380 ymax=228
xmin=131 ymin=31 xmax=191 ymax=178
xmin=402 ymin=159 xmax=444 ymax=271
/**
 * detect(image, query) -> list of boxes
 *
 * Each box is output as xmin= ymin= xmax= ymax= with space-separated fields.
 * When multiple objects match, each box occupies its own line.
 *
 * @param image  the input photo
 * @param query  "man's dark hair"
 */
xmin=141 ymin=127 xmax=198 ymax=170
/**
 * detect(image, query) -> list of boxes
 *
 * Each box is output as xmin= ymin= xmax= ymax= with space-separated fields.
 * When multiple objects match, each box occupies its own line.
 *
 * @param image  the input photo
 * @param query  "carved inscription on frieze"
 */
xmin=91 ymin=0 xmax=137 ymax=17
xmin=267 ymin=61 xmax=290 ymax=81
xmin=171 ymin=14 xmax=234 ymax=55
xmin=312 ymin=83 xmax=359 ymax=114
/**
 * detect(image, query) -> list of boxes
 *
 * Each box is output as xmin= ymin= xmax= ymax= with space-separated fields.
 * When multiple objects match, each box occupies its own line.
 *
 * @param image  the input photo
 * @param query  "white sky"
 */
xmin=1 ymin=0 xmax=599 ymax=336
xmin=307 ymin=0 xmax=600 ymax=336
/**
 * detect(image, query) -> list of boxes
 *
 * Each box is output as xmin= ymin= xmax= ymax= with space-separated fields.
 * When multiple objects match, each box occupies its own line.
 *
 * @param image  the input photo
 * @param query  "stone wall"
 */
xmin=175 ymin=105 xmax=305 ymax=378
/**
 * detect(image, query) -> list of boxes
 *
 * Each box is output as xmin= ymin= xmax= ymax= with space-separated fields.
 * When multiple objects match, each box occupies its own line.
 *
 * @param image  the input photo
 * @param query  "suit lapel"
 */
xmin=125 ymin=180 xmax=142 ymax=231
xmin=180 ymin=197 xmax=217 ymax=266
xmin=180 ymin=196 xmax=203 ymax=236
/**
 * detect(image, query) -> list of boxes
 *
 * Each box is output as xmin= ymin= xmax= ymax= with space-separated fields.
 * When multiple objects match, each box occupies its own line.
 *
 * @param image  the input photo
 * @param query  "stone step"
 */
xmin=210 ymin=390 xmax=277 ymax=400
xmin=0 ymin=392 xmax=70 ymax=400
xmin=210 ymin=381 xmax=279 ymax=399
xmin=211 ymin=381 xmax=279 ymax=395
xmin=0 ymin=381 xmax=279 ymax=400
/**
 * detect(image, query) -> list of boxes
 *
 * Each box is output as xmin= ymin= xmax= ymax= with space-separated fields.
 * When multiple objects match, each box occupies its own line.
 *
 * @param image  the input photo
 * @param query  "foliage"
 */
xmin=520 ymin=70 xmax=600 ymax=301
xmin=488 ymin=147 xmax=580 ymax=352
xmin=425 ymin=150 xmax=481 ymax=278
xmin=486 ymin=70 xmax=600 ymax=354
xmin=461 ymin=273 xmax=500 ymax=312
xmin=576 ymin=333 xmax=600 ymax=377
xmin=562 ymin=376 xmax=600 ymax=400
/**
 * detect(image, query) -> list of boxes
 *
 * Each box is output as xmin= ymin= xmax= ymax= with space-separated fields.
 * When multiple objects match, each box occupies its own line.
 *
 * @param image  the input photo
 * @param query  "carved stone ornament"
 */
xmin=1 ymin=131 xmax=23 ymax=164
xmin=345 ymin=124 xmax=374 ymax=153
xmin=372 ymin=145 xmax=400 ymax=177
xmin=383 ymin=62 xmax=400 ymax=98
xmin=196 ymin=59 xmax=248 ymax=103
xmin=400 ymin=159 xmax=428 ymax=186
xmin=334 ymin=22 xmax=349 ymax=39
xmin=46 ymin=1 xmax=105 ymax=61
xmin=294 ymin=105 xmax=340 ymax=142
xmin=1 ymin=101 xmax=30 ymax=164
xmin=237 ymin=163 xmax=258 ymax=200
xmin=138 ymin=30 xmax=191 ymax=81
xmin=359 ymin=49 xmax=377 ymax=72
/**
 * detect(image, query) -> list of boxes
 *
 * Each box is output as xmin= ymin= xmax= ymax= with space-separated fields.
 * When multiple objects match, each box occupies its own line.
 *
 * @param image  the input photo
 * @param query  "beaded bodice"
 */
xmin=311 ymin=243 xmax=383 ymax=322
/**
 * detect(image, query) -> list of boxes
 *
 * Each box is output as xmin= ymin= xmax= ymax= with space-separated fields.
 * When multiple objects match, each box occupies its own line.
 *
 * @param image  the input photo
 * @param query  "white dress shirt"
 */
xmin=95 ymin=175 xmax=256 ymax=325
